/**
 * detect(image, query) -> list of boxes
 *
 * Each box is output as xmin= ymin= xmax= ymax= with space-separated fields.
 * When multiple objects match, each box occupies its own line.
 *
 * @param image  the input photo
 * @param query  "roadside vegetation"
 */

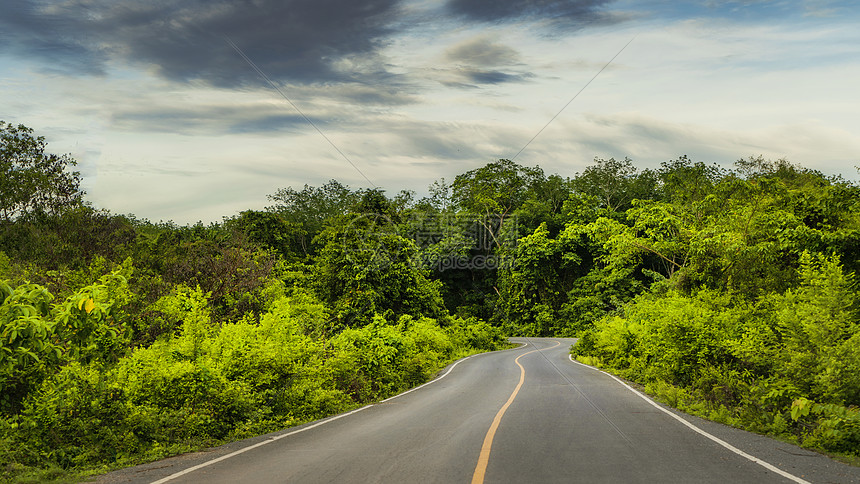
xmin=1 ymin=120 xmax=859 ymax=480
xmin=569 ymin=158 xmax=860 ymax=461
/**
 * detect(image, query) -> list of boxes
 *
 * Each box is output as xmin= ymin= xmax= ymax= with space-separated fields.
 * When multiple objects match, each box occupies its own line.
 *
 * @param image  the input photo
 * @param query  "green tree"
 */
xmin=773 ymin=252 xmax=859 ymax=404
xmin=451 ymin=159 xmax=544 ymax=250
xmin=572 ymin=157 xmax=658 ymax=213
xmin=266 ymin=180 xmax=359 ymax=256
xmin=496 ymin=223 xmax=570 ymax=335
xmin=0 ymin=122 xmax=84 ymax=221
xmin=312 ymin=195 xmax=445 ymax=327
xmin=658 ymin=156 xmax=725 ymax=205
xmin=515 ymin=174 xmax=575 ymax=237
xmin=0 ymin=206 xmax=137 ymax=272
xmin=225 ymin=210 xmax=304 ymax=261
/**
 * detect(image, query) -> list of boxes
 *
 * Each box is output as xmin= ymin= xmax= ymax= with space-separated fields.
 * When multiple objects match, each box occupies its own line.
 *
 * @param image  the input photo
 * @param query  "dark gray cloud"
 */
xmin=111 ymin=105 xmax=313 ymax=135
xmin=0 ymin=2 xmax=110 ymax=75
xmin=441 ymin=36 xmax=533 ymax=87
xmin=228 ymin=114 xmax=316 ymax=135
xmin=445 ymin=0 xmax=613 ymax=24
xmin=437 ymin=68 xmax=534 ymax=89
xmin=0 ymin=0 xmax=403 ymax=87
xmin=444 ymin=36 xmax=521 ymax=67
xmin=461 ymin=69 xmax=533 ymax=85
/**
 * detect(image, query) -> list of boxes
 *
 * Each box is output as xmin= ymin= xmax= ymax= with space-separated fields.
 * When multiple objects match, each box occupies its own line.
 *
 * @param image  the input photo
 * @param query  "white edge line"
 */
xmin=568 ymin=355 xmax=811 ymax=484
xmin=150 ymin=351 xmax=491 ymax=483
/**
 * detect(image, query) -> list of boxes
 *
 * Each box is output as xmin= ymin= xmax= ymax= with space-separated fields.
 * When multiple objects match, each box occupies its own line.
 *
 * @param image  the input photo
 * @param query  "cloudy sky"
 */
xmin=1 ymin=0 xmax=858 ymax=224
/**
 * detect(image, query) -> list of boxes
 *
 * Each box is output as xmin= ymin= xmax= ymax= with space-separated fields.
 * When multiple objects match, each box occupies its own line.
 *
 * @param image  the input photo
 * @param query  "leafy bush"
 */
xmin=574 ymin=252 xmax=860 ymax=457
xmin=1 ymin=284 xmax=505 ymax=480
xmin=1 ymin=266 xmax=132 ymax=415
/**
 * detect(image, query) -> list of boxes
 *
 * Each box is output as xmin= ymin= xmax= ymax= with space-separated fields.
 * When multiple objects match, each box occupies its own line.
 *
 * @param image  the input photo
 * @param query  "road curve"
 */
xmin=94 ymin=338 xmax=860 ymax=483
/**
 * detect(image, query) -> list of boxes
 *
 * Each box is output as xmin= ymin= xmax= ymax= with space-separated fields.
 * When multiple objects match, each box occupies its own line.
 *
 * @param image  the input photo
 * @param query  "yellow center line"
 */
xmin=472 ymin=340 xmax=561 ymax=484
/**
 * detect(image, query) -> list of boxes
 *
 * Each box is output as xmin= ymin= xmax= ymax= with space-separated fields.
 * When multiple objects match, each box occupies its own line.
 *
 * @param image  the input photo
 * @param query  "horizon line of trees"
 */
xmin=4 ymin=119 xmax=859 ymax=348
xmin=3 ymin=120 xmax=860 ymax=478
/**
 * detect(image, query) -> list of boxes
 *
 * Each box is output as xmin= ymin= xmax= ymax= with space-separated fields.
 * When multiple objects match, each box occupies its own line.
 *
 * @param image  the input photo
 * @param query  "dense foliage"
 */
xmin=0 ymin=123 xmax=508 ymax=482
xmin=0 ymin=221 xmax=504 ymax=481
xmin=2 ymin=121 xmax=859 ymax=479
xmin=571 ymin=158 xmax=860 ymax=458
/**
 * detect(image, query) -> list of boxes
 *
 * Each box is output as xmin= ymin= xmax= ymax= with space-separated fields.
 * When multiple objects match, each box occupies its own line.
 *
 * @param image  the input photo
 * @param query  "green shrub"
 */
xmin=17 ymin=361 xmax=134 ymax=469
xmin=573 ymin=252 xmax=860 ymax=458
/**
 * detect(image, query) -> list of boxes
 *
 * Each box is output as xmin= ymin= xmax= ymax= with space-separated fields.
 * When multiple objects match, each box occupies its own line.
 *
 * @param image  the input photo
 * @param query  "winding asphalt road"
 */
xmin=95 ymin=338 xmax=860 ymax=483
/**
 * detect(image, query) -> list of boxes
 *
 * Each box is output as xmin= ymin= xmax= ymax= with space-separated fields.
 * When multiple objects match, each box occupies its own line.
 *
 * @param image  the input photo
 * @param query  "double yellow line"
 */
xmin=471 ymin=341 xmax=560 ymax=484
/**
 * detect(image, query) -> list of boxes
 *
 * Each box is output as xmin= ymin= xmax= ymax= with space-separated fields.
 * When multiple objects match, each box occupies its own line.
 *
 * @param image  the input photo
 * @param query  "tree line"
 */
xmin=2 ymin=120 xmax=859 ymax=479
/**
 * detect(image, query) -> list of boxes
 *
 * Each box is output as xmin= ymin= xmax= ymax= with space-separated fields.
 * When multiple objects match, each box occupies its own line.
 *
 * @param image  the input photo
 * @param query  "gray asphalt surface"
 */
xmin=93 ymin=338 xmax=860 ymax=483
